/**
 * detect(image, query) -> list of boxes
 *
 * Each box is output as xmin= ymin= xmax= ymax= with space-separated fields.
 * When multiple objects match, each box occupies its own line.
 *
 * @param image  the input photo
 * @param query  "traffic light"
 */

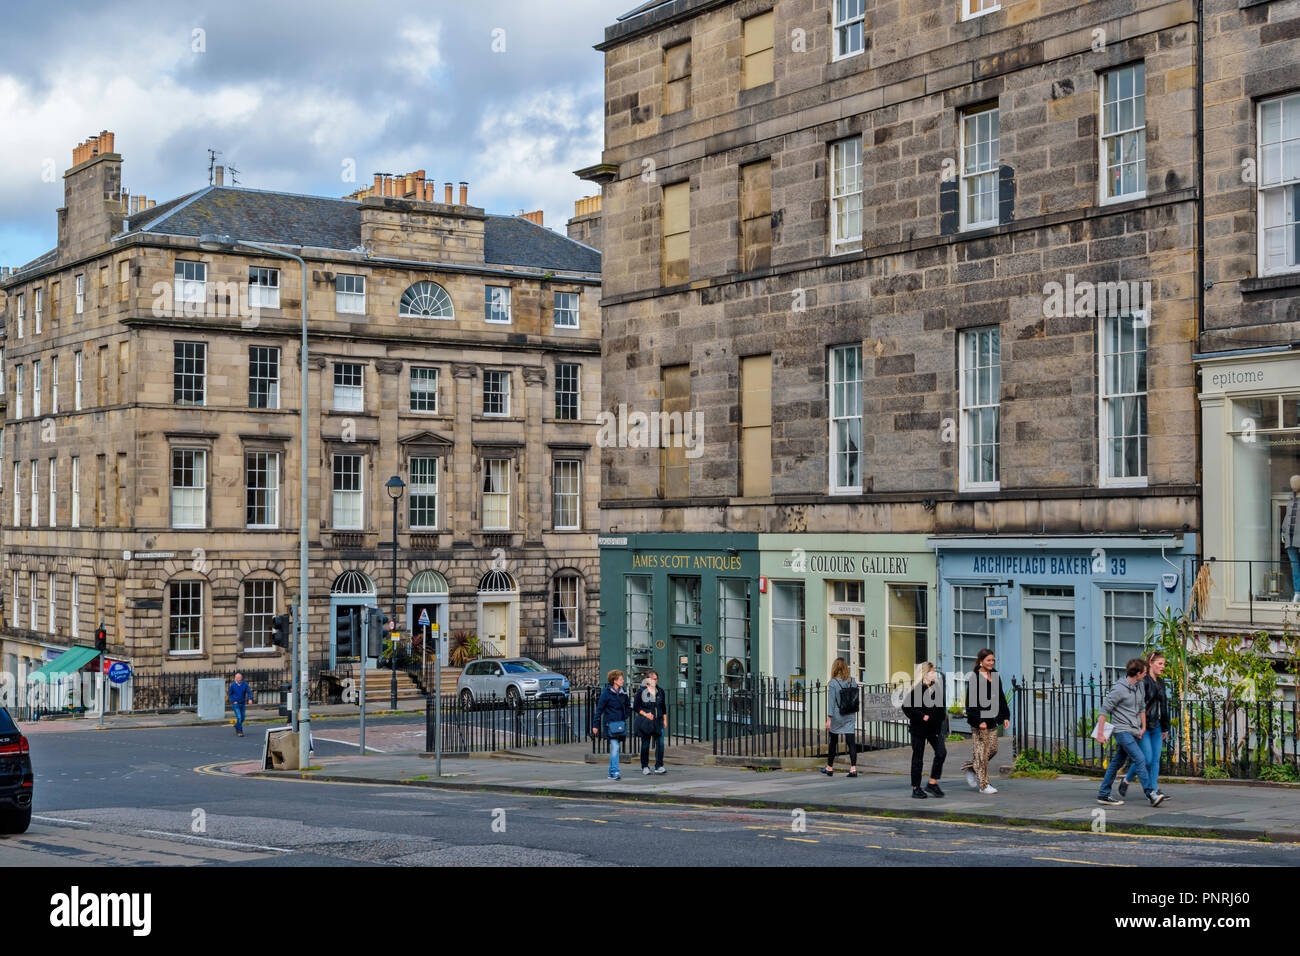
xmin=366 ymin=608 xmax=384 ymax=658
xmin=94 ymin=622 xmax=107 ymax=653
xmin=337 ymin=612 xmax=355 ymax=659
xmin=271 ymin=614 xmax=293 ymax=650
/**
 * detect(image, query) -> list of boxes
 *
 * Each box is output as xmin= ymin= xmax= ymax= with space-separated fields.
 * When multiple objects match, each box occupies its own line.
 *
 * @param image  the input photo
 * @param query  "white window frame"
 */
xmin=828 ymin=344 xmax=863 ymax=495
xmin=551 ymin=574 xmax=581 ymax=645
xmin=1258 ymin=91 xmax=1300 ymax=276
xmin=552 ymin=459 xmax=581 ymax=530
xmin=333 ymin=363 xmax=364 ymax=413
xmin=829 ymin=137 xmax=863 ymax=252
xmin=485 ymin=285 xmax=512 ymax=324
xmin=833 ymin=0 xmax=866 ymax=60
xmin=1102 ymin=589 xmax=1154 ymax=685
xmin=245 ymin=451 xmax=280 ymax=529
xmin=169 ymin=580 xmax=204 ymax=654
xmin=74 ymin=350 xmax=83 ymax=410
xmin=71 ymin=573 xmax=80 ymax=638
xmin=48 ymin=458 xmax=56 ymax=528
xmin=14 ymin=365 xmax=21 ymax=419
xmin=960 ymin=105 xmax=1000 ymax=230
xmin=31 ymin=359 xmax=40 ymax=419
xmin=248 ymin=266 xmax=280 ymax=310
xmin=962 ymin=0 xmax=1001 ymax=21
xmin=29 ymin=571 xmax=37 ymax=631
xmin=959 ymin=327 xmax=1001 ymax=491
xmin=554 ymin=291 xmax=580 ymax=329
xmin=74 ymin=274 xmax=85 ymax=314
xmin=33 ymin=289 xmax=42 ymax=333
xmin=409 ymin=456 xmax=439 ymax=530
xmin=50 ymin=356 xmax=58 ymax=414
xmin=71 ymin=456 xmax=80 ymax=528
xmin=482 ymin=458 xmax=511 ymax=531
xmin=483 ymin=369 xmax=510 ymax=417
xmin=410 ymin=366 xmax=439 ymax=414
xmin=12 ymin=463 xmax=20 ymax=526
xmin=336 ymin=274 xmax=366 ymax=314
xmin=47 ymin=573 xmax=55 ymax=633
xmin=332 ymin=453 xmax=364 ymax=530
xmin=242 ymin=579 xmax=277 ymax=651
xmin=30 ymin=459 xmax=39 ymax=527
xmin=1098 ymin=313 xmax=1149 ymax=487
xmin=173 ymin=341 xmax=207 ymax=406
xmin=174 ymin=260 xmax=206 ymax=306
xmin=249 ymin=345 xmax=281 ymax=410
xmin=11 ymin=571 xmax=19 ymax=628
xmin=170 ymin=448 xmax=207 ymax=529
xmin=555 ymin=363 xmax=580 ymax=421
xmin=15 ymin=292 xmax=24 ymax=339
xmin=1100 ymin=63 xmax=1147 ymax=205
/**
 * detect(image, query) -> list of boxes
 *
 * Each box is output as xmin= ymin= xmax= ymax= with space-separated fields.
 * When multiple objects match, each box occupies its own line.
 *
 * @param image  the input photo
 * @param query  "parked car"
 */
xmin=0 ymin=707 xmax=33 ymax=834
xmin=456 ymin=658 xmax=570 ymax=709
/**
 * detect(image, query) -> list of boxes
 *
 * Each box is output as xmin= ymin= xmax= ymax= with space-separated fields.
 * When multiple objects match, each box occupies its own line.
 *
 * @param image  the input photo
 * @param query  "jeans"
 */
xmin=231 ymin=701 xmax=246 ymax=734
xmin=608 ymin=737 xmax=622 ymax=777
xmin=909 ymin=726 xmax=948 ymax=788
xmin=639 ymin=731 xmax=664 ymax=769
xmin=1287 ymin=546 xmax=1300 ymax=594
xmin=827 ymin=732 xmax=858 ymax=767
xmin=1123 ymin=730 xmax=1163 ymax=790
xmin=1099 ymin=730 xmax=1154 ymax=798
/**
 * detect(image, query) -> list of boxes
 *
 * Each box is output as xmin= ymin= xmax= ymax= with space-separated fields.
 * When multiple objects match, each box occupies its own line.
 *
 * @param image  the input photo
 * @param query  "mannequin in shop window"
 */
xmin=1284 ymin=474 xmax=1300 ymax=603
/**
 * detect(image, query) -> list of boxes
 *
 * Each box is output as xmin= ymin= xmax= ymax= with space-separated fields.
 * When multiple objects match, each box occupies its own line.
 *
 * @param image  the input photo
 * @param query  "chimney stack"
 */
xmin=214 ymin=165 xmax=224 ymax=186
xmin=519 ymin=210 xmax=544 ymax=227
xmin=445 ymin=183 xmax=453 ymax=204
xmin=459 ymin=182 xmax=468 ymax=205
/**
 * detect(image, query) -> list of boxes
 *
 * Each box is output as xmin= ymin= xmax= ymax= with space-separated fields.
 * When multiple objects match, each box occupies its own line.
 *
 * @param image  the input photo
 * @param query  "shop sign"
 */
xmin=828 ymin=602 xmax=865 ymax=616
xmin=630 ymin=552 xmax=743 ymax=571
xmin=984 ymin=595 xmax=1009 ymax=619
xmin=784 ymin=552 xmax=911 ymax=575
xmin=968 ymin=554 xmax=1120 ymax=576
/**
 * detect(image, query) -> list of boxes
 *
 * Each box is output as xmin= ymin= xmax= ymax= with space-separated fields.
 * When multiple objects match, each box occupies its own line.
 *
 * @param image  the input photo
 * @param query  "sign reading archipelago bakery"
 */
xmin=630 ymin=552 xmax=744 ymax=571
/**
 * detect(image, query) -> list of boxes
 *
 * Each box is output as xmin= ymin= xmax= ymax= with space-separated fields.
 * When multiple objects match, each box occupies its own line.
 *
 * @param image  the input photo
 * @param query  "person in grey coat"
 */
xmin=821 ymin=657 xmax=858 ymax=778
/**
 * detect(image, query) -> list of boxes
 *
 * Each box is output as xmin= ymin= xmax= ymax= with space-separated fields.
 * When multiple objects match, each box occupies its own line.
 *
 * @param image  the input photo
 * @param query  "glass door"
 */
xmin=833 ymin=617 xmax=866 ymax=684
xmin=672 ymin=636 xmax=703 ymax=739
xmin=1023 ymin=586 xmax=1076 ymax=685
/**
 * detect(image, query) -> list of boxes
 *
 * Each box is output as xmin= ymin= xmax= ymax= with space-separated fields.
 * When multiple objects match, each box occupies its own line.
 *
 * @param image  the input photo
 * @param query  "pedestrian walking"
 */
xmin=1097 ymin=658 xmax=1167 ymax=807
xmin=228 ymin=672 xmax=252 ymax=737
xmin=1119 ymin=650 xmax=1171 ymax=799
xmin=591 ymin=669 xmax=631 ymax=780
xmin=821 ymin=657 xmax=859 ymax=778
xmin=632 ymin=671 xmax=669 ymax=775
xmin=901 ymin=662 xmax=947 ymax=799
xmin=960 ymin=649 xmax=1009 ymax=794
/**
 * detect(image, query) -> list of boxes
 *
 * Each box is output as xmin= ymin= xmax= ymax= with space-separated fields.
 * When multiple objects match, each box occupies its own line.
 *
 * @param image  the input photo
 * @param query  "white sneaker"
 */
xmin=642 ymin=767 xmax=652 ymax=776
xmin=965 ymin=769 xmax=979 ymax=790
xmin=980 ymin=784 xmax=998 ymax=794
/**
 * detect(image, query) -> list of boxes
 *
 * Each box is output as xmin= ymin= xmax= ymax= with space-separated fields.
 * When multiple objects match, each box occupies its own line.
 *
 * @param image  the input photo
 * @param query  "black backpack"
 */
xmin=837 ymin=681 xmax=860 ymax=716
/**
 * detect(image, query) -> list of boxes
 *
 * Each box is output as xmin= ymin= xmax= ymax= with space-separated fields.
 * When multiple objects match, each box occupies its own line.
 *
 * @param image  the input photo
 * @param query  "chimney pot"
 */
xmin=404 ymin=173 xmax=415 ymax=196
xmin=444 ymin=183 xmax=453 ymax=204
xmin=459 ymin=182 xmax=468 ymax=205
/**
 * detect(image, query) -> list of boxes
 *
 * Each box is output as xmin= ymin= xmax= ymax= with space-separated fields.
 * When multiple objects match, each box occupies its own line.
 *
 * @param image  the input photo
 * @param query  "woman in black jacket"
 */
xmin=960 ymin=648 xmax=1010 ymax=794
xmin=1119 ymin=650 xmax=1172 ymax=798
xmin=632 ymin=671 xmax=669 ymax=775
xmin=901 ymin=662 xmax=947 ymax=799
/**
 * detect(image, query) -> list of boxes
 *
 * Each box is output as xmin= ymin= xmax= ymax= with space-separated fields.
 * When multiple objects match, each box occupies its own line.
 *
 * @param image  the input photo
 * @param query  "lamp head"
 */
xmin=385 ymin=475 xmax=406 ymax=500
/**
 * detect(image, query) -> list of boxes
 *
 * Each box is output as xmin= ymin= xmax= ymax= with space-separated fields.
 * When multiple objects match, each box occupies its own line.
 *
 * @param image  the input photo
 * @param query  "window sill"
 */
xmin=1099 ymin=478 xmax=1149 ymax=490
xmin=960 ymin=5 xmax=1001 ymax=20
xmin=1240 ymin=273 xmax=1300 ymax=295
xmin=1100 ymin=191 xmax=1146 ymax=207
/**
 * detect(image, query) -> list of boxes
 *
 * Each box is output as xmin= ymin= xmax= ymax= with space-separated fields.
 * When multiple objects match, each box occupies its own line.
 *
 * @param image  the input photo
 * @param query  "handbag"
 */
xmin=606 ymin=719 xmax=628 ymax=739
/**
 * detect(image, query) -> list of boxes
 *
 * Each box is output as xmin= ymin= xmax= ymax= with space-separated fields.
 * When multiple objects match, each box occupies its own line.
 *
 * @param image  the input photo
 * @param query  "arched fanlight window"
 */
xmin=477 ymin=570 xmax=516 ymax=594
xmin=409 ymin=570 xmax=448 ymax=594
xmin=399 ymin=281 xmax=454 ymax=319
xmin=331 ymin=570 xmax=376 ymax=595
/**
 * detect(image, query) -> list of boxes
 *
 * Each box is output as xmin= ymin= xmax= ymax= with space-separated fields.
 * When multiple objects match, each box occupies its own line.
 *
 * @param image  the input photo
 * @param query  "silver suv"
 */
xmin=456 ymin=658 xmax=571 ymax=709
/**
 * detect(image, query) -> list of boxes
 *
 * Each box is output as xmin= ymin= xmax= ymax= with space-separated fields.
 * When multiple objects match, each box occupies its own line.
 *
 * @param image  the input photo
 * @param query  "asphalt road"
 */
xmin=6 ymin=716 xmax=1299 ymax=867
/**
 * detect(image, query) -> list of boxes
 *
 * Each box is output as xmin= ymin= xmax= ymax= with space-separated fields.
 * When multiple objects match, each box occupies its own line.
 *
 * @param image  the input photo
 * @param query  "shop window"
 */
xmin=718 ymin=579 xmax=751 ymax=686
xmin=1229 ymin=393 xmax=1300 ymax=602
xmin=832 ymin=580 xmax=863 ymax=603
xmin=671 ymin=576 xmax=701 ymax=626
xmin=888 ymin=584 xmax=928 ymax=685
xmin=626 ymin=576 xmax=654 ymax=680
xmin=1102 ymin=589 xmax=1153 ymax=685
xmin=953 ymin=585 xmax=994 ymax=675
xmin=771 ymin=581 xmax=806 ymax=683
xmin=740 ymin=354 xmax=772 ymax=497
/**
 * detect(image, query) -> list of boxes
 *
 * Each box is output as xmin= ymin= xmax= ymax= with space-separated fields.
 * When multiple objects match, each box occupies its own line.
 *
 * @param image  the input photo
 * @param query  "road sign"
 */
xmin=417 ymin=608 xmax=430 ymax=627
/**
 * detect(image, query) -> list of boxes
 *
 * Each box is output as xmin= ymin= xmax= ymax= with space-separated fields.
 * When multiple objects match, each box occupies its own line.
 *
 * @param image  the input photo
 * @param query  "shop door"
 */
xmin=672 ymin=636 xmax=703 ymax=739
xmin=833 ymin=617 xmax=866 ymax=685
xmin=1023 ymin=597 xmax=1076 ymax=685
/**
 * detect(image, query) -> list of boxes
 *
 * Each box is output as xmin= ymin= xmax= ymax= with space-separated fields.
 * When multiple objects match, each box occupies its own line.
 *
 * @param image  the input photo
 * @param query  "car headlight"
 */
xmin=521 ymin=679 xmax=539 ymax=686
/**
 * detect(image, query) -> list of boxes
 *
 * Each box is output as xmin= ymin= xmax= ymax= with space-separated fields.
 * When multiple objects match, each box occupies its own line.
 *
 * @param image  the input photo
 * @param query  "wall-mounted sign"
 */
xmin=984 ymin=595 xmax=1010 ymax=619
xmin=131 ymin=552 xmax=176 ymax=560
xmin=598 ymin=537 xmax=628 ymax=547
xmin=107 ymin=662 xmax=132 ymax=684
xmin=828 ymin=602 xmax=866 ymax=616
xmin=631 ymin=552 xmax=743 ymax=571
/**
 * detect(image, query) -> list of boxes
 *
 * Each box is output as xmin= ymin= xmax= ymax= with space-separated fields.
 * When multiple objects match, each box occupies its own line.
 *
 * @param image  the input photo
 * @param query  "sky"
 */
xmin=0 ymin=0 xmax=619 ymax=268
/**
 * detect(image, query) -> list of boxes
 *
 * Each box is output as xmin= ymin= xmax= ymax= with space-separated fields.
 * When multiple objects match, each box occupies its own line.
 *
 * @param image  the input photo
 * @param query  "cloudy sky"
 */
xmin=0 ymin=0 xmax=619 ymax=268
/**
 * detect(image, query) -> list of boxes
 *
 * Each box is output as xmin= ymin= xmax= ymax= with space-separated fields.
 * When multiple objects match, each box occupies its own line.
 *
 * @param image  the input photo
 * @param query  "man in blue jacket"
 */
xmin=228 ymin=673 xmax=253 ymax=737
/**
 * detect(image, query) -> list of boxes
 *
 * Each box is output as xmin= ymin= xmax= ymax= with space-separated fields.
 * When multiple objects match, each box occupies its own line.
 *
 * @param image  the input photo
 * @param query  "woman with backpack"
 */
xmin=821 ymin=657 xmax=859 ymax=778
xmin=591 ymin=669 xmax=631 ymax=780
xmin=633 ymin=670 xmax=669 ymax=775
xmin=960 ymin=648 xmax=1009 ymax=794
xmin=901 ymin=662 xmax=947 ymax=799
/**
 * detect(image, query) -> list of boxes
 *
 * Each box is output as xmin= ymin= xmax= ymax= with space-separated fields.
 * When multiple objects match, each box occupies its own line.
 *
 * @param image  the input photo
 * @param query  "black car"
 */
xmin=0 ymin=707 xmax=32 ymax=834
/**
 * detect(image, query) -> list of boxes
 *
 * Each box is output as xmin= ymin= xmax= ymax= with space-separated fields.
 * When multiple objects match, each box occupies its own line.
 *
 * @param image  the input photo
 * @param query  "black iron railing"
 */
xmin=129 ymin=667 xmax=287 ymax=712
xmin=425 ymin=692 xmax=584 ymax=754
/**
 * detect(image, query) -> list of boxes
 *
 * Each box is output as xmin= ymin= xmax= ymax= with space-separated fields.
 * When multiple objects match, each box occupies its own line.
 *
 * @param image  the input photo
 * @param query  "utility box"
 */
xmin=266 ymin=729 xmax=300 ymax=770
xmin=197 ymin=678 xmax=226 ymax=721
xmin=278 ymin=682 xmax=292 ymax=719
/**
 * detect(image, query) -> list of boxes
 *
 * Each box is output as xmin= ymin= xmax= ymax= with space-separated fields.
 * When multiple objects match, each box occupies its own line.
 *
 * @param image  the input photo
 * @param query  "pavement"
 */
xmin=220 ymin=734 xmax=1300 ymax=843
xmin=17 ymin=699 xmax=427 ymax=734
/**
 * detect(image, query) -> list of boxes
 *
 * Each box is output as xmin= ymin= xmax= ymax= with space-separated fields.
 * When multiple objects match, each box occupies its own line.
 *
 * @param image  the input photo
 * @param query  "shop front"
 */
xmin=931 ymin=535 xmax=1195 ymax=688
xmin=598 ymin=534 xmax=759 ymax=720
xmin=1197 ymin=349 xmax=1300 ymax=626
xmin=757 ymin=534 xmax=937 ymax=689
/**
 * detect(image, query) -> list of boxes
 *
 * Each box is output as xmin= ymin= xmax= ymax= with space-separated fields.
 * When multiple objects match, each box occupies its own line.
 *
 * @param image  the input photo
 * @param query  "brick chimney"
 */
xmin=519 ymin=210 xmax=544 ymax=227
xmin=58 ymin=130 xmax=125 ymax=262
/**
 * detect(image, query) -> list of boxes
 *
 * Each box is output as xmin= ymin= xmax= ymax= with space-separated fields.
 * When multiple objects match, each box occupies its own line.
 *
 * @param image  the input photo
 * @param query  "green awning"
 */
xmin=29 ymin=645 xmax=100 ymax=680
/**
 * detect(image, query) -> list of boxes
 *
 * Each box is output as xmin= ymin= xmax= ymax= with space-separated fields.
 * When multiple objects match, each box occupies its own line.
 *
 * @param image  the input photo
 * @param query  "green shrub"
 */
xmin=1202 ymin=764 xmax=1230 ymax=779
xmin=1258 ymin=762 xmax=1300 ymax=783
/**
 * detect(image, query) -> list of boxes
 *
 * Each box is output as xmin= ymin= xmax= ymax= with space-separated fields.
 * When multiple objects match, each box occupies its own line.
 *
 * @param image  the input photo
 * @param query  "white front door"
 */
xmin=482 ymin=602 xmax=510 ymax=657
xmin=833 ymin=616 xmax=866 ymax=684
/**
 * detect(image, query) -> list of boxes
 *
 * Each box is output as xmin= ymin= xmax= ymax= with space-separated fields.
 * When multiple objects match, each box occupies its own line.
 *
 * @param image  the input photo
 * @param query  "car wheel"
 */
xmin=505 ymin=686 xmax=521 ymax=710
xmin=459 ymin=689 xmax=474 ymax=711
xmin=0 ymin=807 xmax=32 ymax=835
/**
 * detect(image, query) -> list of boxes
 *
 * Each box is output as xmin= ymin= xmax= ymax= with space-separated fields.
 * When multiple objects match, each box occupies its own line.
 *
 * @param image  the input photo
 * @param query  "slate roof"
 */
xmin=617 ymin=0 xmax=675 ymax=20
xmin=122 ymin=186 xmax=599 ymax=274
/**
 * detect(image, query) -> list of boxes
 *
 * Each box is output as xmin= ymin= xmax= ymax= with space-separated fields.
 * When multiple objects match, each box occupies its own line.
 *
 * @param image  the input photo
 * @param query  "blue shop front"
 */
xmin=930 ymin=535 xmax=1195 ymax=686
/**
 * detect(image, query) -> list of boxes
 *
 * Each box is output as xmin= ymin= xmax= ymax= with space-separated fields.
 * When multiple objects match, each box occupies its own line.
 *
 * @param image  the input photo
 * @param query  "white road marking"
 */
xmin=33 ymin=815 xmax=291 ymax=853
xmin=313 ymin=735 xmax=388 ymax=753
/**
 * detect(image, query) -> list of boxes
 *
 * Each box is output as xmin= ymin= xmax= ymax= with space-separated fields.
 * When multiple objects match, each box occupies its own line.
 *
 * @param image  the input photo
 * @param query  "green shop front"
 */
xmin=598 ymin=534 xmax=760 ymax=726
xmin=758 ymin=534 xmax=938 ymax=688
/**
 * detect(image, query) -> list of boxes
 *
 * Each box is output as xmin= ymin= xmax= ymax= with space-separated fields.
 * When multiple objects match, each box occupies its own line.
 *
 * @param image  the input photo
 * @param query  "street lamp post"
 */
xmin=199 ymin=233 xmax=312 ymax=770
xmin=385 ymin=476 xmax=406 ymax=711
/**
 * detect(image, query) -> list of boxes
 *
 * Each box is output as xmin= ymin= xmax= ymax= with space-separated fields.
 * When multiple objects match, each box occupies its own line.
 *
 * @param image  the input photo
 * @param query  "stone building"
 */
xmin=0 ymin=132 xmax=602 ymax=706
xmin=589 ymin=0 xmax=1202 ymax=697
